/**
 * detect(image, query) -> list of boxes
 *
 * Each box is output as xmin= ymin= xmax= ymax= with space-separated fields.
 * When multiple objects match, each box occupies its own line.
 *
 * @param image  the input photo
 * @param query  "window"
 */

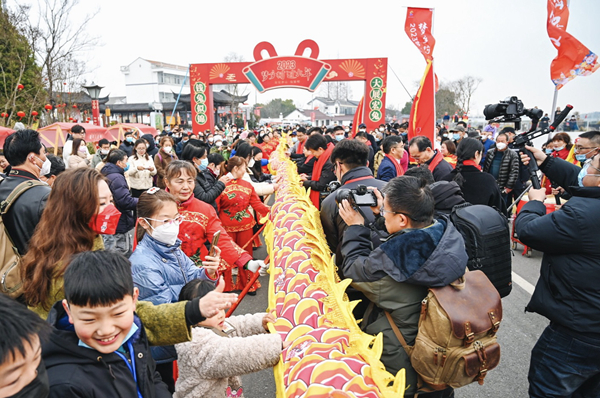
xmin=159 ymin=92 xmax=173 ymax=102
xmin=157 ymin=72 xmax=188 ymax=85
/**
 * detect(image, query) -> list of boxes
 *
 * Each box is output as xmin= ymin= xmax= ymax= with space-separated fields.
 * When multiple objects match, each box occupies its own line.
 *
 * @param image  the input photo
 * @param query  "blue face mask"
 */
xmin=575 ymin=154 xmax=587 ymax=163
xmin=126 ymin=137 xmax=134 ymax=143
xmin=199 ymin=158 xmax=209 ymax=170
xmin=335 ymin=135 xmax=344 ymax=141
xmin=123 ymin=162 xmax=130 ymax=172
xmin=453 ymin=133 xmax=461 ymax=141
xmin=577 ymin=162 xmax=590 ymax=187
xmin=545 ymin=149 xmax=553 ymax=155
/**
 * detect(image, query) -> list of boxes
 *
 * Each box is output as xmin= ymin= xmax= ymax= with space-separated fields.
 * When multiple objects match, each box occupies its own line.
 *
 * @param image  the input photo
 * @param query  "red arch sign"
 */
xmin=190 ymin=40 xmax=387 ymax=132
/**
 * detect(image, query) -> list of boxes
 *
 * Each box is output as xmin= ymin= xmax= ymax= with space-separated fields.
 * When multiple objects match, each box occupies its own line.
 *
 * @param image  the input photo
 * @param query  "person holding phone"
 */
xmin=128 ymin=139 xmax=157 ymax=197
xmin=164 ymin=161 xmax=267 ymax=293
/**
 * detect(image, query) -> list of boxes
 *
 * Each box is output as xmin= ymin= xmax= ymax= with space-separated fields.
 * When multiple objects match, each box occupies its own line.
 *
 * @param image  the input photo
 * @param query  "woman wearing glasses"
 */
xmin=130 ymin=187 xmax=221 ymax=392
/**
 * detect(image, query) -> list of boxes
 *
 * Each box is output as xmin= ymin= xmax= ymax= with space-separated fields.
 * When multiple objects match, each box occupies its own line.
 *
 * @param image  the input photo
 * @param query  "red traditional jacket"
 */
xmin=178 ymin=195 xmax=252 ymax=270
xmin=216 ymin=179 xmax=270 ymax=233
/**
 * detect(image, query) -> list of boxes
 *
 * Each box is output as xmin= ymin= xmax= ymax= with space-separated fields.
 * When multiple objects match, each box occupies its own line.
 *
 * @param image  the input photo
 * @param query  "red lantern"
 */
xmin=1 ymin=113 xmax=6 ymax=118
xmin=16 ymin=111 xmax=26 ymax=119
xmin=72 ymin=104 xmax=78 ymax=108
xmin=31 ymin=111 xmax=38 ymax=116
xmin=44 ymin=104 xmax=52 ymax=111
xmin=63 ymin=82 xmax=67 ymax=85
xmin=17 ymin=84 xmax=24 ymax=90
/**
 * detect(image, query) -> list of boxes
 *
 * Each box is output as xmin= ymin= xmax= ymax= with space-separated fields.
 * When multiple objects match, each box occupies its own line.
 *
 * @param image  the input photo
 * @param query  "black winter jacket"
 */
xmin=320 ymin=166 xmax=387 ymax=269
xmin=44 ymin=302 xmax=171 ymax=398
xmin=193 ymin=169 xmax=225 ymax=212
xmin=483 ymin=148 xmax=519 ymax=189
xmin=101 ymin=163 xmax=139 ymax=234
xmin=442 ymin=165 xmax=507 ymax=215
xmin=142 ymin=134 xmax=159 ymax=157
xmin=516 ymin=157 xmax=600 ymax=339
xmin=302 ymin=160 xmax=336 ymax=193
xmin=0 ymin=169 xmax=51 ymax=255
xmin=119 ymin=140 xmax=134 ymax=157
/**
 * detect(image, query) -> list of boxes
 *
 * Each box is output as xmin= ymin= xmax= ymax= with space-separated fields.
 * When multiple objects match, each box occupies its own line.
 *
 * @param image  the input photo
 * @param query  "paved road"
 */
xmin=236 ymin=236 xmax=547 ymax=397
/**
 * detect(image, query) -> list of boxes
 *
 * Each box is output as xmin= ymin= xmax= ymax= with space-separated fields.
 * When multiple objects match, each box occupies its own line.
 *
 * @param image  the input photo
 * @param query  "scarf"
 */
xmin=426 ymin=150 xmax=444 ymax=173
xmin=385 ymin=154 xmax=404 ymax=177
xmin=309 ymin=143 xmax=335 ymax=209
xmin=462 ymin=159 xmax=482 ymax=171
xmin=296 ymin=139 xmax=305 ymax=155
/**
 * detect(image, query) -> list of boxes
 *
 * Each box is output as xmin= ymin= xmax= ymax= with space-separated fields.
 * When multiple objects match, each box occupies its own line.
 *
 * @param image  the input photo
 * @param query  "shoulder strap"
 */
xmin=0 ymin=180 xmax=46 ymax=216
xmin=384 ymin=311 xmax=411 ymax=354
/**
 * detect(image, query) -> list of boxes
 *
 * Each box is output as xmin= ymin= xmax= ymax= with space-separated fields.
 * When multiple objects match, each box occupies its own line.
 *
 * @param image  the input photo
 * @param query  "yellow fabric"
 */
xmin=266 ymin=143 xmax=405 ymax=397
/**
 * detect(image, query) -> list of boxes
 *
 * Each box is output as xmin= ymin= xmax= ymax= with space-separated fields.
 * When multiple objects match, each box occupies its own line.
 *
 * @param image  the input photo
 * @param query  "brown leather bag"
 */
xmin=385 ymin=270 xmax=502 ymax=391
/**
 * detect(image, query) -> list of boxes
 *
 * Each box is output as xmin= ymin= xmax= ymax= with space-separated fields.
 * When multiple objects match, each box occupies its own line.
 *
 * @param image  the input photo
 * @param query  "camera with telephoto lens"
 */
xmin=483 ymin=96 xmax=543 ymax=130
xmin=335 ymin=184 xmax=378 ymax=208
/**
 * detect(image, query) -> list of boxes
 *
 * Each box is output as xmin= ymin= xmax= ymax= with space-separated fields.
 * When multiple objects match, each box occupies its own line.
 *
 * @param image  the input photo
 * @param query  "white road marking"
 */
xmin=512 ymin=271 xmax=535 ymax=295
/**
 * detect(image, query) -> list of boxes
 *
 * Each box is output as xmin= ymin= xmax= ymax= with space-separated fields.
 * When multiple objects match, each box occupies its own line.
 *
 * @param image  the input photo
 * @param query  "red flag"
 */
xmin=407 ymin=59 xmax=435 ymax=143
xmin=405 ymin=8 xmax=435 ymax=61
xmin=350 ymin=96 xmax=364 ymax=139
xmin=547 ymin=0 xmax=599 ymax=89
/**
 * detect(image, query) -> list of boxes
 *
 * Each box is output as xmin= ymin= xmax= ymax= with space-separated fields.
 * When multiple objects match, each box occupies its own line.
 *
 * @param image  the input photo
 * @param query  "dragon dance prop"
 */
xmin=263 ymin=143 xmax=405 ymax=397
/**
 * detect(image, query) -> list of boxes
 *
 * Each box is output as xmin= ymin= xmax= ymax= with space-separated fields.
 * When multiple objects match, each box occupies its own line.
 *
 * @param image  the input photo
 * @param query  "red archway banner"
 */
xmin=190 ymin=40 xmax=387 ymax=133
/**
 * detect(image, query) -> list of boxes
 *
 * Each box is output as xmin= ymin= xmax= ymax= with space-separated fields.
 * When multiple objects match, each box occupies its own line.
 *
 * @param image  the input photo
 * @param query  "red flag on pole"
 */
xmin=547 ymin=0 xmax=599 ymax=89
xmin=405 ymin=8 xmax=435 ymax=61
xmin=405 ymin=7 xmax=436 ymax=143
xmin=408 ymin=60 xmax=435 ymax=142
xmin=350 ymin=96 xmax=364 ymax=138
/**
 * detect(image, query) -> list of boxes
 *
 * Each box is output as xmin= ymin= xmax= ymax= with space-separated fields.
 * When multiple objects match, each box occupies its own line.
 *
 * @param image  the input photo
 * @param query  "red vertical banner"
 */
xmin=350 ymin=96 xmax=364 ymax=138
xmin=547 ymin=0 xmax=599 ymax=89
xmin=405 ymin=8 xmax=436 ymax=61
xmin=408 ymin=60 xmax=435 ymax=142
xmin=405 ymin=7 xmax=436 ymax=142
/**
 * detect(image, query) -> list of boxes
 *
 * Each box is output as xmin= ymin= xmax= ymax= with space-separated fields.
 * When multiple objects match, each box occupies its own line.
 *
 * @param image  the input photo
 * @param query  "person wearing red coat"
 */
xmin=164 ymin=161 xmax=254 ymax=293
xmin=217 ymin=157 xmax=271 ymax=293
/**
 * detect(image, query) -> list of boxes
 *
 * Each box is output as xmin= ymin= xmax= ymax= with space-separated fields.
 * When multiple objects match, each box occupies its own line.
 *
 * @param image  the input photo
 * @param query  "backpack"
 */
xmin=450 ymin=203 xmax=512 ymax=298
xmin=385 ymin=270 xmax=502 ymax=391
xmin=0 ymin=180 xmax=46 ymax=298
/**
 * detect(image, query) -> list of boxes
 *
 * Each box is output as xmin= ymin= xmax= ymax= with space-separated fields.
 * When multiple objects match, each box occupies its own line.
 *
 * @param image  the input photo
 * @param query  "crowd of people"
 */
xmin=0 ymin=117 xmax=598 ymax=397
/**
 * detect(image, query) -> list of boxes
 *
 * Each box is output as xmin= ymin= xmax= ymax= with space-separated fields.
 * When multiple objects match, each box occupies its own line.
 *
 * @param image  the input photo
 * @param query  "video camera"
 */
xmin=335 ymin=185 xmax=378 ymax=208
xmin=483 ymin=96 xmax=544 ymax=130
xmin=483 ymin=96 xmax=573 ymax=189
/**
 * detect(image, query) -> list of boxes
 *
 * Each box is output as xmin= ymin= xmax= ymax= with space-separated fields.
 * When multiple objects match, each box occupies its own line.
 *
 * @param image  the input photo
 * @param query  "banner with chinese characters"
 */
xmin=404 ymin=7 xmax=435 ymax=61
xmin=546 ymin=0 xmax=599 ymax=89
xmin=189 ymin=40 xmax=388 ymax=133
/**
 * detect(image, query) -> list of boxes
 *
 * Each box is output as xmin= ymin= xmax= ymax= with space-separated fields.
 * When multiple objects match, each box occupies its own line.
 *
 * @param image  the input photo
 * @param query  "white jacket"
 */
xmin=174 ymin=313 xmax=282 ymax=398
xmin=242 ymin=170 xmax=274 ymax=196
xmin=126 ymin=154 xmax=157 ymax=190
xmin=68 ymin=153 xmax=90 ymax=169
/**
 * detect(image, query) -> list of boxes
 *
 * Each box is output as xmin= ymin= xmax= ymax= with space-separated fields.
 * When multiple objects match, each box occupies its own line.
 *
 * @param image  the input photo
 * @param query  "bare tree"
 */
xmin=318 ymin=81 xmax=352 ymax=101
xmin=451 ymin=75 xmax=482 ymax=115
xmin=17 ymin=0 xmax=99 ymax=110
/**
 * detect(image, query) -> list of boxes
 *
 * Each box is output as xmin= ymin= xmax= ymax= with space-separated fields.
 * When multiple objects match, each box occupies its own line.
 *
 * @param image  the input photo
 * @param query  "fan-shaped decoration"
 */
xmin=339 ymin=60 xmax=365 ymax=79
xmin=210 ymin=63 xmax=231 ymax=80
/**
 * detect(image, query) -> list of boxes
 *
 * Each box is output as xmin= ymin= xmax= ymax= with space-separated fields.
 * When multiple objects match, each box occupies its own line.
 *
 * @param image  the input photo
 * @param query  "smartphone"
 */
xmin=209 ymin=230 xmax=221 ymax=257
xmin=222 ymin=321 xmax=236 ymax=334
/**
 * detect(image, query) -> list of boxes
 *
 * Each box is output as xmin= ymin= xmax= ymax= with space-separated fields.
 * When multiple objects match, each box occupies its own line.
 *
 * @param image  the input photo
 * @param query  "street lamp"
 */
xmin=83 ymin=83 xmax=104 ymax=126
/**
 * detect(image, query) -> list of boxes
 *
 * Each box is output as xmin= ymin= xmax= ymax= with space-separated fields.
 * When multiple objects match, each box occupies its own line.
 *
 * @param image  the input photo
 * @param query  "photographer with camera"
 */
xmin=338 ymin=176 xmax=466 ymax=398
xmin=517 ymin=147 xmax=600 ymax=398
xmin=320 ymin=139 xmax=387 ymax=270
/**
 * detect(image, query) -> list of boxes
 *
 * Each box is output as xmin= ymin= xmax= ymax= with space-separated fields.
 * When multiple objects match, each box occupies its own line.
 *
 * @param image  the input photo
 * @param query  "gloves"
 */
xmin=246 ymin=260 xmax=269 ymax=276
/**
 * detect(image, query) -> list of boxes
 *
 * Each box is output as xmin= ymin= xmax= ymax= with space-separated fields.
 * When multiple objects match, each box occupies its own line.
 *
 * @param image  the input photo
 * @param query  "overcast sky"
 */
xmin=9 ymin=0 xmax=600 ymax=116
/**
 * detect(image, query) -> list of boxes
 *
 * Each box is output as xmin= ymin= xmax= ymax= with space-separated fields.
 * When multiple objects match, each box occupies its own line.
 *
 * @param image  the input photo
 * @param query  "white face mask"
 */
xmin=163 ymin=146 xmax=172 ymax=154
xmin=248 ymin=159 xmax=255 ymax=168
xmin=379 ymin=127 xmax=384 ymax=132
xmin=35 ymin=156 xmax=51 ymax=176
xmin=147 ymin=221 xmax=179 ymax=246
xmin=496 ymin=142 xmax=507 ymax=151
xmin=100 ymin=148 xmax=110 ymax=155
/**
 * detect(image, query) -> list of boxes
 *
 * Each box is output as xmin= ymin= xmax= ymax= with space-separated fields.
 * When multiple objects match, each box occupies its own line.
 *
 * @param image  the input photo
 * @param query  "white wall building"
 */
xmin=306 ymin=97 xmax=359 ymax=117
xmin=120 ymin=58 xmax=189 ymax=104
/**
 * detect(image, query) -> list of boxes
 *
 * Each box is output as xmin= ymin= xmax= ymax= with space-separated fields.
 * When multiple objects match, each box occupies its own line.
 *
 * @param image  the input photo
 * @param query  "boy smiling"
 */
xmin=43 ymin=250 xmax=171 ymax=398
